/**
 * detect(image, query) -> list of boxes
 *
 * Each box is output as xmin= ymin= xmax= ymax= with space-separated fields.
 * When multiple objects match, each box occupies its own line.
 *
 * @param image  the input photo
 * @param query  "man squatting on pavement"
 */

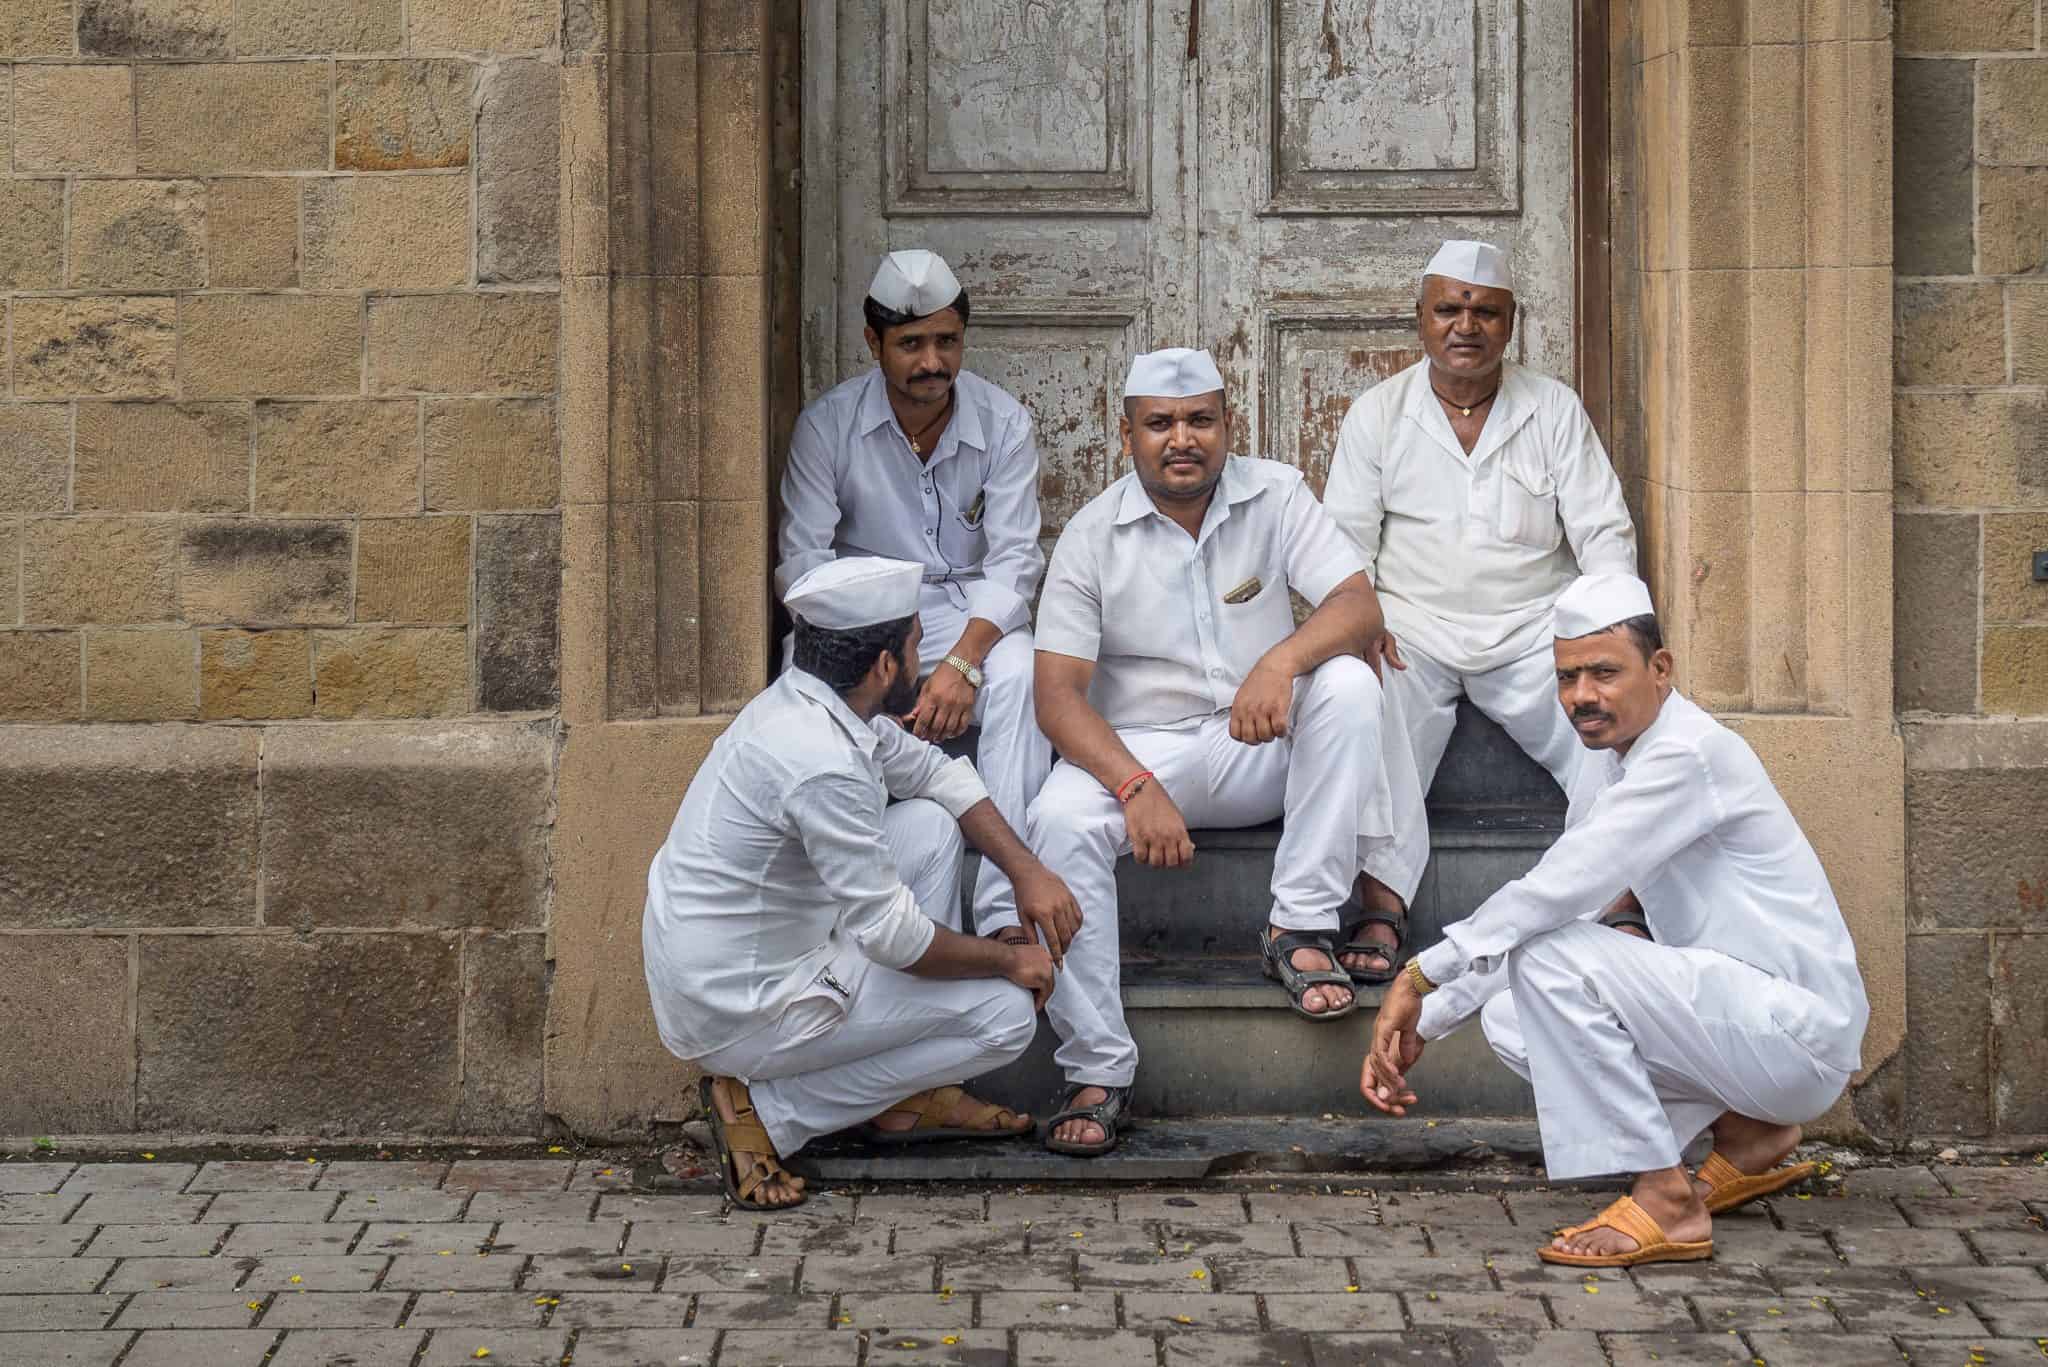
xmin=775 ymin=249 xmax=1056 ymax=951
xmin=642 ymin=557 xmax=1078 ymax=1211
xmin=1364 ymin=572 xmax=1870 ymax=1267
xmin=1323 ymin=240 xmax=1638 ymax=981
xmin=996 ymin=346 xmax=1427 ymax=1156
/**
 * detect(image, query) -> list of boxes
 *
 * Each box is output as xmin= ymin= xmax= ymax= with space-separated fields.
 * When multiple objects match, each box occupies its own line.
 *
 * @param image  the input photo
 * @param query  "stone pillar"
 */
xmin=547 ymin=0 xmax=778 ymax=1134
xmin=1614 ymin=0 xmax=1906 ymax=1134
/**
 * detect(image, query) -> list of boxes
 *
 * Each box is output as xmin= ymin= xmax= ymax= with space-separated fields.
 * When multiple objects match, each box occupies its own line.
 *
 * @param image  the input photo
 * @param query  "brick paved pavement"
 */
xmin=0 ymin=1155 xmax=2045 ymax=1365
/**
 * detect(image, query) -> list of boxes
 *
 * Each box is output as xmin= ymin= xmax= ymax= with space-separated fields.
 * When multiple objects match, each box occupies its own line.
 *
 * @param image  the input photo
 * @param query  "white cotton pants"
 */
xmin=1479 ymin=920 xmax=1852 ymax=1181
xmin=1383 ymin=636 xmax=1583 ymax=794
xmin=917 ymin=592 xmax=1053 ymax=931
xmin=986 ymin=655 xmax=1423 ymax=1089
xmin=693 ymin=798 xmax=1039 ymax=1156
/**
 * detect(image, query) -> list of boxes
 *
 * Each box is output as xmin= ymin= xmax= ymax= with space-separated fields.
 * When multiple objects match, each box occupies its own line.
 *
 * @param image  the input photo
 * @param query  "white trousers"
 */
xmin=694 ymin=798 xmax=1038 ymax=1156
xmin=989 ymin=655 xmax=1421 ymax=1089
xmin=1384 ymin=636 xmax=1582 ymax=794
xmin=1479 ymin=921 xmax=1852 ymax=1180
xmin=917 ymin=593 xmax=1053 ymax=930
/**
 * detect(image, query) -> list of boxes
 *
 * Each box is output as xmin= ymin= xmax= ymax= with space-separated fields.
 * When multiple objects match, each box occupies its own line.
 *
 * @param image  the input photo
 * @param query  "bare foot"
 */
xmin=1339 ymin=875 xmax=1404 ymax=977
xmin=868 ymin=1087 xmax=1031 ymax=1137
xmin=1053 ymin=1086 xmax=1110 ymax=1148
xmin=709 ymin=1076 xmax=804 ymax=1208
xmin=1550 ymin=1166 xmax=1710 ymax=1258
xmin=1693 ymin=1115 xmax=1803 ymax=1200
xmin=1269 ymin=926 xmax=1353 ymax=1014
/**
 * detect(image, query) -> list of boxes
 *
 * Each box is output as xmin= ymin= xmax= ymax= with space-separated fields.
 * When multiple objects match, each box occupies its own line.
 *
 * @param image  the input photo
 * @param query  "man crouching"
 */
xmin=643 ymin=556 xmax=1075 ymax=1210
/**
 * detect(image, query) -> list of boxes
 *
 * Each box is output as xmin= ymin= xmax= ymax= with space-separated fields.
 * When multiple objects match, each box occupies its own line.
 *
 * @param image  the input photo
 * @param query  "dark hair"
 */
xmin=862 ymin=289 xmax=971 ymax=340
xmin=1612 ymin=613 xmax=1664 ymax=662
xmin=792 ymin=614 xmax=917 ymax=694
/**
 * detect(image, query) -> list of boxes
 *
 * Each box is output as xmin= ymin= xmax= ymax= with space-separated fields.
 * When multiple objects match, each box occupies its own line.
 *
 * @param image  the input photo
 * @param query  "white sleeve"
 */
xmin=1032 ymin=524 xmax=1103 ymax=663
xmin=1553 ymin=397 xmax=1637 ymax=577
xmin=962 ymin=408 xmax=1044 ymax=634
xmin=871 ymin=717 xmax=991 ymax=818
xmin=1280 ymin=475 xmax=1368 ymax=608
xmin=1321 ymin=400 xmax=1387 ymax=578
xmin=774 ymin=409 xmax=843 ymax=600
xmin=785 ymin=771 xmax=939 ymax=970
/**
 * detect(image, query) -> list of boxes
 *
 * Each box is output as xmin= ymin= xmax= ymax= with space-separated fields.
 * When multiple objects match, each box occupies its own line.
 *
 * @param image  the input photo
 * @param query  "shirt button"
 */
xmin=1209 ymin=666 xmax=1226 ymax=678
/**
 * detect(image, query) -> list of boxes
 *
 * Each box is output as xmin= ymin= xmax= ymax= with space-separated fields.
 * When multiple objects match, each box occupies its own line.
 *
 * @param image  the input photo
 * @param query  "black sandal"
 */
xmin=1337 ymin=906 xmax=1407 ymax=986
xmin=1601 ymin=911 xmax=1654 ymax=939
xmin=1043 ymin=1083 xmax=1132 ymax=1157
xmin=1259 ymin=929 xmax=1358 ymax=1021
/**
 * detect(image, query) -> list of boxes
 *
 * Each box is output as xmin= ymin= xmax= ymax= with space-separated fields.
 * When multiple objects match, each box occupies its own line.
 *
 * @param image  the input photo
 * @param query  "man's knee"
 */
xmin=893 ymin=797 xmax=963 ymax=861
xmin=1507 ymin=919 xmax=1610 ymax=990
xmin=1480 ymin=991 xmax=1528 ymax=1071
xmin=981 ymin=985 xmax=1039 ymax=1062
xmin=1026 ymin=770 xmax=1115 ymax=849
xmin=982 ymin=631 xmax=1036 ymax=697
xmin=1301 ymin=653 xmax=1381 ymax=713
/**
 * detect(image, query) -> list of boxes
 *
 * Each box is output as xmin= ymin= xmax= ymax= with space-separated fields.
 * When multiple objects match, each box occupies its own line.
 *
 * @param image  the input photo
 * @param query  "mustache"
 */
xmin=911 ymin=370 xmax=951 ymax=382
xmin=1571 ymin=706 xmax=1612 ymax=722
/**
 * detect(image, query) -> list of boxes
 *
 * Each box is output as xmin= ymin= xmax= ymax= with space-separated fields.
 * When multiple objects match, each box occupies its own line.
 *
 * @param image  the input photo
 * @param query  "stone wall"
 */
xmin=0 ymin=0 xmax=566 ymax=1135
xmin=1892 ymin=0 xmax=2048 ymax=1138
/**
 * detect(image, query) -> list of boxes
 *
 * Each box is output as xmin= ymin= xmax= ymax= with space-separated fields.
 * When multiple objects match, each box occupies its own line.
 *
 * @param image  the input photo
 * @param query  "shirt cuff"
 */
xmin=1415 ymin=938 xmax=1468 ymax=990
xmin=853 ymin=884 xmax=939 ymax=971
xmin=917 ymin=755 xmax=990 ymax=820
xmin=1417 ymin=993 xmax=1466 ymax=1043
xmin=1033 ymin=628 xmax=1100 ymax=664
xmin=963 ymin=579 xmax=1030 ymax=636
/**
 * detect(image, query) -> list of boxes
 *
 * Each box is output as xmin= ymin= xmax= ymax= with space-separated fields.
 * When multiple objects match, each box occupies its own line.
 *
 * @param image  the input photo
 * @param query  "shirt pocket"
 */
xmin=1496 ymin=458 xmax=1561 ymax=550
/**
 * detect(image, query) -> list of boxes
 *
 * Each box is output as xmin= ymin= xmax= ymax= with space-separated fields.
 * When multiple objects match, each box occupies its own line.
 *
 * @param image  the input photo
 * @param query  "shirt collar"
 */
xmin=1112 ymin=455 xmax=1265 ymax=528
xmin=854 ymin=368 xmax=987 ymax=460
xmin=1401 ymin=360 xmax=1538 ymax=464
xmin=787 ymin=668 xmax=882 ymax=758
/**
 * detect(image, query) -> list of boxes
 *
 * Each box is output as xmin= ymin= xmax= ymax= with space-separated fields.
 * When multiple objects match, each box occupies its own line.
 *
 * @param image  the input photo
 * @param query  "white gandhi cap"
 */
xmin=868 ymin=250 xmax=963 ymax=317
xmin=1423 ymin=239 xmax=1515 ymax=294
xmin=1553 ymin=573 xmax=1656 ymax=640
xmin=785 ymin=556 xmax=924 ymax=630
xmin=1124 ymin=347 xmax=1226 ymax=400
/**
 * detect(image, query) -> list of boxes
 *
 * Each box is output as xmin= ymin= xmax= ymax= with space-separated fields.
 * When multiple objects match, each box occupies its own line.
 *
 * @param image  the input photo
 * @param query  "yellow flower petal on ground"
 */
xmin=141 ymin=1152 xmax=155 ymax=1160
xmin=1189 ymin=1269 xmax=1206 ymax=1280
xmin=548 ymin=1146 xmax=565 ymax=1153
xmin=246 ymin=1301 xmax=262 ymax=1311
xmin=1585 ymin=1285 xmax=1599 ymax=1295
xmin=289 ymin=1275 xmax=303 ymax=1285
xmin=474 ymin=1350 xmax=490 ymax=1360
xmin=1174 ymin=1315 xmax=1193 ymax=1324
xmin=943 ymin=1336 xmax=960 ymax=1345
xmin=1345 ymin=1285 xmax=1359 ymax=1294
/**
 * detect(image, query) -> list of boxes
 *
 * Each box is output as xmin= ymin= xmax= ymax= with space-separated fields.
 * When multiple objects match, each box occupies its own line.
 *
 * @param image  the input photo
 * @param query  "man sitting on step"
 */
xmin=643 ymin=557 xmax=1075 ymax=1210
xmin=1323 ymin=240 xmax=1637 ymax=984
xmin=1363 ymin=573 xmax=1869 ymax=1267
xmin=990 ymin=347 xmax=1426 ymax=1157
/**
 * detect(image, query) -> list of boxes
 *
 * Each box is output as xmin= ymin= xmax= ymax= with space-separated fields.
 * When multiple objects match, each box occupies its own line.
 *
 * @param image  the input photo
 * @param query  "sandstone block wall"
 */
xmin=1892 ymin=1 xmax=2048 ymax=1138
xmin=0 ymin=1 xmax=567 ymax=1136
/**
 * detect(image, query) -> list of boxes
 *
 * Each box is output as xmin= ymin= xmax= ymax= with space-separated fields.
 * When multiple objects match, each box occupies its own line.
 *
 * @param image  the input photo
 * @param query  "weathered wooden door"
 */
xmin=802 ymin=0 xmax=1576 ymax=524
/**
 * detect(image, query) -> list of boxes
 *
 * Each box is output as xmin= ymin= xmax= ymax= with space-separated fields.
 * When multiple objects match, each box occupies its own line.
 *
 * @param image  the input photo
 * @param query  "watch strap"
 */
xmin=943 ymin=654 xmax=983 ymax=688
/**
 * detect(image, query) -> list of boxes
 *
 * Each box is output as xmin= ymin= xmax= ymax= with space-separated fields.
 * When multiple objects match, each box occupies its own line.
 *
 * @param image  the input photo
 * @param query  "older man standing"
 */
xmin=996 ymin=348 xmax=1424 ymax=1156
xmin=1363 ymin=573 xmax=1868 ymax=1267
xmin=1323 ymin=241 xmax=1637 ymax=983
xmin=776 ymin=249 xmax=1054 ymax=949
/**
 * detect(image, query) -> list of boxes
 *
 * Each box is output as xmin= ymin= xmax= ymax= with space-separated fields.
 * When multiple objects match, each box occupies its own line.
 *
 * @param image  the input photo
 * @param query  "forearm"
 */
xmin=1257 ymin=578 xmax=1382 ymax=678
xmin=946 ymin=618 xmax=1004 ymax=670
xmin=905 ymin=922 xmax=1016 ymax=980
xmin=956 ymin=796 xmax=1045 ymax=887
xmin=1037 ymin=682 xmax=1146 ymax=795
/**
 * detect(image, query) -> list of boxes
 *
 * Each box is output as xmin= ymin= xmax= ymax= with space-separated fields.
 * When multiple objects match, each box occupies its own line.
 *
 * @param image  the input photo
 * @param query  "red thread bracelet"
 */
xmin=1115 ymin=770 xmax=1155 ymax=804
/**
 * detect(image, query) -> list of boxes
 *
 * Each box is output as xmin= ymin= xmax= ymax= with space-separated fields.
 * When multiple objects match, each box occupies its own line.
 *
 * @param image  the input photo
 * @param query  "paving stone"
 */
xmin=1773 ymin=1266 xmax=1913 ymax=1297
xmin=0 ymin=1330 xmax=133 ymax=1367
xmin=1969 ymin=1228 xmax=2048 ymax=1263
xmin=487 ymin=1220 xmax=625 ymax=1255
xmin=110 ymin=1291 xmax=259 ymax=1328
xmin=1155 ymin=1222 xmax=1291 ymax=1256
xmin=801 ymin=1253 xmax=936 ymax=1293
xmin=1832 ymin=1227 xmax=1978 ymax=1265
xmin=1121 ymin=1292 xmax=1262 ymax=1330
xmin=0 ymin=1193 xmax=85 ymax=1224
xmin=856 ymin=1195 xmax=985 ymax=1223
xmin=1444 ymin=1330 xmax=1604 ymax=1364
xmin=755 ymin=1221 xmax=894 ymax=1257
xmin=1291 ymin=1223 xmax=1432 ymax=1259
xmin=836 ymin=1292 xmax=975 ymax=1330
xmin=381 ymin=1253 xmax=521 ymax=1290
xmin=1598 ymin=1332 xmax=1751 ymax=1365
xmin=1247 ymin=1193 xmax=1379 ymax=1224
xmin=1309 ymin=1333 xmax=1461 ymax=1366
xmin=1768 ymin=1196 xmax=1908 ymax=1232
xmin=1824 ymin=1290 xmax=1991 ymax=1336
xmin=1691 ymin=1293 xmax=1840 ymax=1330
xmin=463 ymin=1192 xmax=597 ymax=1223
xmin=192 ymin=1162 xmax=321 ymax=1192
xmin=1074 ymin=1253 xmax=1213 ymax=1290
xmin=717 ymin=1330 xmax=860 ymax=1367
xmin=1115 ymin=1193 xmax=1247 ymax=1223
xmin=1706 ymin=1225 xmax=1841 ymax=1268
xmin=522 ymin=1253 xmax=658 ymax=1289
xmin=1202 ymin=1254 xmax=1352 ymax=1293
xmin=1491 ymin=1260 xmax=1629 ymax=1293
xmin=1899 ymin=1339 xmax=2048 ymax=1364
xmin=860 ymin=1329 xmax=1008 ymax=1366
xmin=0 ymin=1164 xmax=75 ymax=1194
xmin=69 ymin=1193 xmax=211 ymax=1225
xmin=1374 ymin=1192 xmax=1509 ymax=1226
xmin=1944 ymin=1169 xmax=2048 ymax=1200
xmin=1500 ymin=1194 xmax=1618 ymax=1233
xmin=1976 ymin=1304 xmax=2048 ymax=1338
xmin=260 ymin=1291 xmax=408 ymax=1327
xmin=1833 ymin=1166 xmax=1950 ymax=1199
xmin=402 ymin=1291 xmax=545 ymax=1328
xmin=1544 ymin=1283 xmax=1694 ymax=1332
xmin=358 ymin=1222 xmax=494 ymax=1253
xmin=441 ymin=1161 xmax=571 ymax=1193
xmin=0 ymin=1256 xmax=115 ymax=1292
xmin=315 ymin=1161 xmax=448 ymax=1190
xmin=547 ymin=1292 xmax=694 ymax=1328
xmin=121 ymin=1331 xmax=278 ymax=1367
xmin=105 ymin=1257 xmax=246 ymax=1291
xmin=59 ymin=1164 xmax=198 ymax=1194
xmin=1414 ymin=1227 xmax=1523 ymax=1260
xmin=1741 ymin=1333 xmax=1913 ymax=1366
xmin=330 ymin=1191 xmax=466 ymax=1224
xmin=0 ymin=1227 xmax=94 ymax=1256
xmin=932 ymin=1255 xmax=1072 ymax=1291
xmin=1897 ymin=1196 xmax=2043 ymax=1229
xmin=987 ymin=1194 xmax=1114 ymax=1224
xmin=652 ymin=1254 xmax=793 ymax=1292
xmin=566 ymin=1161 xmax=635 ymax=1193
xmin=1405 ymin=1290 xmax=1551 ymax=1330
xmin=82 ymin=1221 xmax=223 ymax=1254
xmin=220 ymin=1223 xmax=357 ymax=1256
xmin=1261 ymin=1292 xmax=1407 ymax=1332
xmin=416 ymin=1329 xmax=569 ymax=1367
xmin=1346 ymin=1252 xmax=1497 ymax=1291
xmin=204 ymin=1192 xmax=337 ymax=1224
xmin=568 ymin=1329 xmax=721 ymax=1367
xmin=268 ymin=1328 xmax=426 ymax=1367
xmin=686 ymin=1292 xmax=831 ymax=1328
xmin=1906 ymin=1264 xmax=2048 ymax=1300
xmin=1034 ymin=1219 xmax=1162 ymax=1255
xmin=1 ymin=1294 xmax=124 ymax=1330
xmin=1160 ymin=1332 xmax=1314 ymax=1366
xmin=627 ymin=1220 xmax=764 ymax=1256
xmin=596 ymin=1193 xmax=731 ymax=1222
xmin=1623 ymin=1260 xmax=1774 ymax=1293
xmin=239 ymin=1256 xmax=387 ymax=1291
xmin=975 ymin=1290 xmax=1117 ymax=1328
xmin=1015 ymin=1330 xmax=1158 ymax=1367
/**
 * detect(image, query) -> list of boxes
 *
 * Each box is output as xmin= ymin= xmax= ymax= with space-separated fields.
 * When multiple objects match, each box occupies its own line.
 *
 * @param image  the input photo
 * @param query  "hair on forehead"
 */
xmin=863 ymin=289 xmax=972 ymax=340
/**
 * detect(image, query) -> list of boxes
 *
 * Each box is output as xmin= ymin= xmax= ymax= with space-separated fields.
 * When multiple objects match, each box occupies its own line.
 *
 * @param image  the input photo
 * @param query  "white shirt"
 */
xmin=642 ymin=669 xmax=990 ymax=1060
xmin=1415 ymin=691 xmax=1870 ymax=1074
xmin=775 ymin=368 xmax=1045 ymax=635
xmin=1324 ymin=360 xmax=1637 ymax=674
xmin=1035 ymin=457 xmax=1365 ymax=730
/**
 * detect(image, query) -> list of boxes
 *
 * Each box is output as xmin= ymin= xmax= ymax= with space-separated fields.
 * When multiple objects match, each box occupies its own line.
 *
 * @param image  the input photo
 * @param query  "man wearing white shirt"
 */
xmin=644 ymin=557 xmax=1072 ymax=1210
xmin=1324 ymin=241 xmax=1637 ymax=981
xmin=1363 ymin=573 xmax=1869 ymax=1268
xmin=1003 ymin=348 xmax=1425 ymax=1156
xmin=776 ymin=250 xmax=1054 ymax=949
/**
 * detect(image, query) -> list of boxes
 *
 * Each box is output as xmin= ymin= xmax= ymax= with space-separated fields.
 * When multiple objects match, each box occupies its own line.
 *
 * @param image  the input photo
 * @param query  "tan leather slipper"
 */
xmin=1538 ymin=1195 xmax=1714 ymax=1267
xmin=1697 ymin=1150 xmax=1818 ymax=1215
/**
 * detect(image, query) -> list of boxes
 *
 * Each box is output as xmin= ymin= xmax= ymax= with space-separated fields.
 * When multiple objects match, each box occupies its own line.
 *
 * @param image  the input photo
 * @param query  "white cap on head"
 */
xmin=868 ymin=250 xmax=963 ymax=318
xmin=1124 ymin=347 xmax=1226 ymax=400
xmin=1423 ymin=239 xmax=1515 ymax=294
xmin=785 ymin=556 xmax=923 ymax=631
xmin=1554 ymin=573 xmax=1656 ymax=640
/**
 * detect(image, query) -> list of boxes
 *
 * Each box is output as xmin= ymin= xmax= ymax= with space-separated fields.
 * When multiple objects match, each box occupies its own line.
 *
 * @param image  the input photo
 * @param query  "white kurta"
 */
xmin=1413 ymin=691 xmax=1869 ymax=1179
xmin=774 ymin=366 xmax=1052 ymax=926
xmin=1000 ymin=457 xmax=1427 ymax=1087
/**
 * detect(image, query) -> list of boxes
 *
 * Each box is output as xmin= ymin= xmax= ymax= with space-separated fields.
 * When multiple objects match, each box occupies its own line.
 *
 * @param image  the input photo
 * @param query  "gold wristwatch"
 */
xmin=943 ymin=654 xmax=983 ymax=688
xmin=1404 ymin=959 xmax=1437 ymax=997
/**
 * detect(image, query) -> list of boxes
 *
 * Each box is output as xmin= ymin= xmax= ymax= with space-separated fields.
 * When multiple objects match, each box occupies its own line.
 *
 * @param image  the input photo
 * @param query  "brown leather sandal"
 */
xmin=858 ymin=1084 xmax=1029 ymax=1145
xmin=699 ymin=1076 xmax=806 ymax=1211
xmin=1696 ymin=1150 xmax=1818 ymax=1214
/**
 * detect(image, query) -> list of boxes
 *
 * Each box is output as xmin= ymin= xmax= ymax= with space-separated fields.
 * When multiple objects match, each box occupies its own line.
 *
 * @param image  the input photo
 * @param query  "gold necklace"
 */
xmin=904 ymin=396 xmax=954 ymax=455
xmin=1430 ymin=382 xmax=1500 ymax=418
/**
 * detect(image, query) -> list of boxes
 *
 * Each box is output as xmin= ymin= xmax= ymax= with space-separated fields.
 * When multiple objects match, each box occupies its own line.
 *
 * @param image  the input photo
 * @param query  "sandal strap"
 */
xmin=1046 ymin=1084 xmax=1129 ymax=1130
xmin=721 ymin=1116 xmax=775 ymax=1154
xmin=732 ymin=1155 xmax=780 ymax=1204
xmin=917 ymin=1085 xmax=967 ymax=1125
xmin=1697 ymin=1150 xmax=1745 ymax=1192
xmin=1266 ymin=930 xmax=1352 ymax=987
xmin=1556 ymin=1196 xmax=1663 ymax=1250
xmin=1346 ymin=907 xmax=1407 ymax=939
